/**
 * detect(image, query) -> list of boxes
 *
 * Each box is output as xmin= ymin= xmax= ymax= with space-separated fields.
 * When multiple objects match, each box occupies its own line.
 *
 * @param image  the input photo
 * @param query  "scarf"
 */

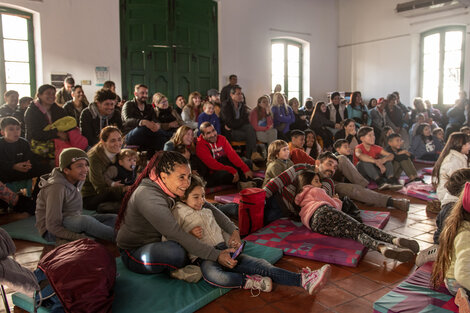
xmin=149 ymin=169 xmax=176 ymax=198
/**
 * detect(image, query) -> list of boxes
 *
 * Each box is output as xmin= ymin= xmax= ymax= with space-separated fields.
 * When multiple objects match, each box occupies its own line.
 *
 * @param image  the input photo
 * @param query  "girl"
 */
xmin=294 ymin=170 xmax=419 ymax=262
xmin=173 ymin=174 xmax=331 ymax=295
xmin=263 ymin=140 xmax=294 ymax=187
xmin=153 ymin=92 xmax=184 ymax=137
xmin=310 ymin=101 xmax=335 ymax=149
xmin=334 ymin=119 xmax=359 ymax=152
xmin=271 ymin=92 xmax=295 ymax=140
xmin=182 ymin=91 xmax=203 ymax=130
xmin=432 ymin=132 xmax=470 ymax=202
xmin=304 ymin=129 xmax=322 ymax=159
xmin=431 ymin=183 xmax=470 ymax=299
xmin=249 ymin=95 xmax=277 ymax=147
xmin=368 ymin=98 xmax=377 ymax=110
xmin=347 ymin=91 xmax=371 ymax=127
xmin=410 ymin=123 xmax=444 ymax=161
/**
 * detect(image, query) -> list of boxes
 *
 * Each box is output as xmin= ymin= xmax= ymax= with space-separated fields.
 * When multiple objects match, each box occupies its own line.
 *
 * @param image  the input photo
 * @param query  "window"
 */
xmin=420 ymin=26 xmax=465 ymax=105
xmin=271 ymin=39 xmax=302 ymax=102
xmin=0 ymin=7 xmax=35 ymax=98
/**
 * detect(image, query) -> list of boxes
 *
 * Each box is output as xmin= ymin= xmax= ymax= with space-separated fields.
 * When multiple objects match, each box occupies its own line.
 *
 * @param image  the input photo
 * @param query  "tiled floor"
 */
xmin=1 ymin=187 xmax=437 ymax=313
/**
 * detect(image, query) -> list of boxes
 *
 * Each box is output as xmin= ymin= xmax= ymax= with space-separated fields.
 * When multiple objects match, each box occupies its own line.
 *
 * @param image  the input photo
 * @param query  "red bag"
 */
xmin=238 ymin=188 xmax=266 ymax=236
xmin=38 ymin=238 xmax=116 ymax=313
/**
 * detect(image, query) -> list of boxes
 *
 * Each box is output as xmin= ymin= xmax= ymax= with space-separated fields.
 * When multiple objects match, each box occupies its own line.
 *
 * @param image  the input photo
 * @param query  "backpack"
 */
xmin=238 ymin=188 xmax=266 ymax=236
xmin=35 ymin=238 xmax=116 ymax=313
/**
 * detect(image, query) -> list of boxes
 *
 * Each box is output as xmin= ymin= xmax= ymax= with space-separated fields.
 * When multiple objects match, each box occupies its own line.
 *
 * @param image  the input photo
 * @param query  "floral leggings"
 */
xmin=309 ymin=205 xmax=395 ymax=251
xmin=0 ymin=182 xmax=18 ymax=207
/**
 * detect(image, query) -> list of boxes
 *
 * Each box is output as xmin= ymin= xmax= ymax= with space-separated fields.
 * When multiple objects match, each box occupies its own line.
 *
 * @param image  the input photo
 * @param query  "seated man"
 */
xmin=196 ymin=122 xmax=254 ymax=188
xmin=121 ymin=84 xmax=166 ymax=156
xmin=288 ymin=129 xmax=315 ymax=165
xmin=35 ymin=148 xmax=116 ymax=243
xmin=0 ymin=117 xmax=51 ymax=184
xmin=220 ymin=85 xmax=258 ymax=161
xmin=55 ymin=76 xmax=74 ymax=107
xmin=263 ymin=152 xmax=410 ymax=224
xmin=80 ymin=88 xmax=122 ymax=147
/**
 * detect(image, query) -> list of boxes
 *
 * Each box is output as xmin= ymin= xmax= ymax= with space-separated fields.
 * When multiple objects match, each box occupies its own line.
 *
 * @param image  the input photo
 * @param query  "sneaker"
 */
xmin=170 ymin=265 xmax=202 ymax=283
xmin=395 ymin=237 xmax=420 ymax=254
xmin=455 ymin=288 xmax=470 ymax=313
xmin=415 ymin=244 xmax=438 ymax=267
xmin=391 ymin=198 xmax=410 ymax=212
xmin=244 ymin=274 xmax=272 ymax=296
xmin=301 ymin=265 xmax=331 ymax=295
xmin=380 ymin=244 xmax=415 ymax=262
xmin=387 ymin=178 xmax=403 ymax=191
xmin=378 ymin=182 xmax=391 ymax=191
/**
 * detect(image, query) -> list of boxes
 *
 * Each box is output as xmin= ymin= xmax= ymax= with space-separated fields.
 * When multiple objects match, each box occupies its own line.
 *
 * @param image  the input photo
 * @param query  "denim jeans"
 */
xmin=213 ymin=202 xmax=239 ymax=219
xmin=120 ymin=240 xmax=188 ymax=274
xmin=62 ymin=213 xmax=116 ymax=242
xmin=201 ymin=243 xmax=300 ymax=288
xmin=125 ymin=126 xmax=170 ymax=153
xmin=264 ymin=194 xmax=284 ymax=224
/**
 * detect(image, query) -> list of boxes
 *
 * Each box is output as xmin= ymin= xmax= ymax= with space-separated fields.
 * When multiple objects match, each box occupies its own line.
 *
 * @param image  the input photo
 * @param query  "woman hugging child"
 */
xmin=104 ymin=149 xmax=138 ymax=187
xmin=263 ymin=140 xmax=294 ymax=187
xmin=294 ymin=170 xmax=419 ymax=262
xmin=172 ymin=175 xmax=331 ymax=296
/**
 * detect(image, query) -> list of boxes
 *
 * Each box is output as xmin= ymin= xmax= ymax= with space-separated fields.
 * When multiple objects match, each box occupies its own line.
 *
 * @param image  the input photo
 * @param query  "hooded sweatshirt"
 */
xmin=195 ymin=134 xmax=249 ymax=175
xmin=295 ymin=185 xmax=342 ymax=230
xmin=35 ymin=168 xmax=87 ymax=241
xmin=79 ymin=102 xmax=122 ymax=147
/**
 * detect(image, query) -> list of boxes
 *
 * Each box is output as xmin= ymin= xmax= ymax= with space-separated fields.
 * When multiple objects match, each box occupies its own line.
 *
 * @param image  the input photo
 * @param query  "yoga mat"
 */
xmin=12 ymin=242 xmax=283 ymax=313
xmin=244 ymin=211 xmax=390 ymax=267
xmin=1 ymin=210 xmax=94 ymax=245
xmin=373 ymin=262 xmax=458 ymax=313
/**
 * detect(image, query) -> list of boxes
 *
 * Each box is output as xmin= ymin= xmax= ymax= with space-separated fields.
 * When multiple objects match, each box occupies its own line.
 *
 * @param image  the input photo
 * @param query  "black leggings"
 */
xmin=309 ymin=205 xmax=395 ymax=251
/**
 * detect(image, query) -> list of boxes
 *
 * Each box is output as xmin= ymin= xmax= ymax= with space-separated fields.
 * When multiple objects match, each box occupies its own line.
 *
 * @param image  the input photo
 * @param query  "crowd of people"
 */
xmin=0 ymin=74 xmax=469 ymax=300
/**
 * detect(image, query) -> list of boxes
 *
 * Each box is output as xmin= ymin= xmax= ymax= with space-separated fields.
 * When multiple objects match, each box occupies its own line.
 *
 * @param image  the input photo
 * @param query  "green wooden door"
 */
xmin=120 ymin=0 xmax=218 ymax=103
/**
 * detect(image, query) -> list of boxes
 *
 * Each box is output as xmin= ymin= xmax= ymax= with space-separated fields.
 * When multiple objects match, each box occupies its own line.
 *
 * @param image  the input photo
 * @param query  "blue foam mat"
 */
xmin=12 ymin=242 xmax=283 ymax=313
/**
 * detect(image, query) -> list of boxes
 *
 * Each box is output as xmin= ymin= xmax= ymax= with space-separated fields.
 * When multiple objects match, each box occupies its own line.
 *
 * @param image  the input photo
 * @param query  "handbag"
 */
xmin=238 ymin=188 xmax=266 ymax=236
xmin=341 ymin=196 xmax=362 ymax=223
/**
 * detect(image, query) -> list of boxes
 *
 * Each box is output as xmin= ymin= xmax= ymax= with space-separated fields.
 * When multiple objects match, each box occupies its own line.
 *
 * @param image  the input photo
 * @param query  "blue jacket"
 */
xmin=272 ymin=105 xmax=295 ymax=134
xmin=197 ymin=112 xmax=220 ymax=135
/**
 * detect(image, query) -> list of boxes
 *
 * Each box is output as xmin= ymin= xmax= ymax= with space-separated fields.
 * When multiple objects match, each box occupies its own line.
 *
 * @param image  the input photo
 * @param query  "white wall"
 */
xmin=217 ymin=0 xmax=338 ymax=106
xmin=338 ymin=0 xmax=470 ymax=106
xmin=0 ymin=0 xmax=121 ymax=101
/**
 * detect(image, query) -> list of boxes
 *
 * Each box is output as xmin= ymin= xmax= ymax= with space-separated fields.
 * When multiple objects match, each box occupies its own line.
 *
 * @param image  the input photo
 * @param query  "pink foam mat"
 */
xmin=244 ymin=210 xmax=390 ymax=267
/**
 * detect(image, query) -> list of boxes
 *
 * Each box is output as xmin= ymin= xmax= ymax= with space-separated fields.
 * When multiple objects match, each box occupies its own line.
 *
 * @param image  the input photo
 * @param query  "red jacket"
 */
xmin=196 ymin=134 xmax=250 ymax=175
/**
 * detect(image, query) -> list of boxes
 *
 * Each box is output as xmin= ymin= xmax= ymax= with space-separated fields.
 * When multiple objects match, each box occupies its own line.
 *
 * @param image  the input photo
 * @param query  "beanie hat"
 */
xmin=463 ymin=182 xmax=470 ymax=213
xmin=59 ymin=148 xmax=88 ymax=171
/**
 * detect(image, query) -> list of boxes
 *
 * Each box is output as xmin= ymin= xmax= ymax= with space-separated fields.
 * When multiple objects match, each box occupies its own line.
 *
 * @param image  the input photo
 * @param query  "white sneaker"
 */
xmin=301 ymin=265 xmax=331 ymax=295
xmin=244 ymin=274 xmax=272 ymax=296
xmin=415 ymin=244 xmax=438 ymax=267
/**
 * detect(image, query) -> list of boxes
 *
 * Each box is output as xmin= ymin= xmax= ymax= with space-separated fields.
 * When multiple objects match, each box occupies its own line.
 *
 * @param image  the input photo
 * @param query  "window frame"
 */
xmin=271 ymin=39 xmax=303 ymax=103
xmin=0 ymin=6 xmax=36 ymax=98
xmin=419 ymin=25 xmax=465 ymax=106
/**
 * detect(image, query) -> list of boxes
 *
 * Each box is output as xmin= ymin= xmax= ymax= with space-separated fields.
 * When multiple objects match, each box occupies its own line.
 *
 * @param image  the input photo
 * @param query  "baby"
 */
xmin=104 ymin=149 xmax=138 ymax=186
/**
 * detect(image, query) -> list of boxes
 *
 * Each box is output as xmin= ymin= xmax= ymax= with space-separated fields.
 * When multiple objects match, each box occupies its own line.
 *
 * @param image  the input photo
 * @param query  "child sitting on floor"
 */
xmin=433 ymin=127 xmax=445 ymax=147
xmin=334 ymin=139 xmax=353 ymax=163
xmin=431 ymin=183 xmax=470 ymax=302
xmin=293 ymin=170 xmax=419 ymax=263
xmin=172 ymin=175 xmax=331 ymax=295
xmin=410 ymin=123 xmax=444 ymax=161
xmin=385 ymin=133 xmax=421 ymax=184
xmin=263 ymin=140 xmax=294 ymax=187
xmin=104 ymin=149 xmax=138 ymax=186
xmin=354 ymin=126 xmax=402 ymax=190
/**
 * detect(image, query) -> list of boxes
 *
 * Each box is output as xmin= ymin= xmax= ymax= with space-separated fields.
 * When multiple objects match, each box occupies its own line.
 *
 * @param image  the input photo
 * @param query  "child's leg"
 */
xmin=392 ymin=160 xmax=403 ymax=179
xmin=383 ymin=161 xmax=394 ymax=179
xmin=62 ymin=215 xmax=115 ymax=242
xmin=356 ymin=161 xmax=381 ymax=182
xmin=200 ymin=260 xmax=245 ymax=288
xmin=399 ymin=159 xmax=418 ymax=179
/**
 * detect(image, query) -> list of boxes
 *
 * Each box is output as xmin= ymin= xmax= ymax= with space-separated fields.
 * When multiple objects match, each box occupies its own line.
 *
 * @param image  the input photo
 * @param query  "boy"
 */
xmin=354 ymin=126 xmax=402 ymax=190
xmin=288 ymin=129 xmax=315 ymax=165
xmin=334 ymin=139 xmax=352 ymax=163
xmin=104 ymin=149 xmax=138 ymax=186
xmin=197 ymin=102 xmax=220 ymax=135
xmin=0 ymin=90 xmax=19 ymax=117
xmin=385 ymin=133 xmax=421 ymax=184
xmin=14 ymin=96 xmax=32 ymax=137
xmin=35 ymin=148 xmax=116 ymax=243
xmin=0 ymin=117 xmax=49 ymax=183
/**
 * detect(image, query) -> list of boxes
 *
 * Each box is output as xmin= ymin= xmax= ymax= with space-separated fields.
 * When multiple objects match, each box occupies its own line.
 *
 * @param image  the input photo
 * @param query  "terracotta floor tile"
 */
xmin=213 ymin=288 xmax=267 ymax=312
xmin=408 ymin=222 xmax=436 ymax=232
xmin=362 ymin=286 xmax=393 ymax=303
xmin=390 ymin=226 xmax=426 ymax=237
xmin=334 ymin=297 xmax=374 ymax=313
xmin=196 ymin=301 xmax=231 ymax=313
xmin=414 ymin=232 xmax=435 ymax=244
xmin=334 ymin=274 xmax=384 ymax=297
xmin=329 ymin=265 xmax=354 ymax=281
xmin=315 ymin=283 xmax=356 ymax=307
xmin=359 ymin=266 xmax=406 ymax=285
xmin=271 ymin=291 xmax=328 ymax=313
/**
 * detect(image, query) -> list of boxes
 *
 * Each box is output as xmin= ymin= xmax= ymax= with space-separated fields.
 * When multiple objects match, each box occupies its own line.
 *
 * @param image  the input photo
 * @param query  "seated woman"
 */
xmin=36 ymin=148 xmax=116 ymax=243
xmin=309 ymin=101 xmax=335 ymax=149
xmin=271 ymin=92 xmax=295 ymax=140
xmin=63 ymin=85 xmax=88 ymax=126
xmin=24 ymin=84 xmax=68 ymax=161
xmin=181 ymin=91 xmax=203 ymax=130
xmin=304 ymin=129 xmax=322 ymax=160
xmin=81 ymin=126 xmax=128 ymax=212
xmin=385 ymin=93 xmax=410 ymax=148
xmin=409 ymin=123 xmax=444 ymax=161
xmin=347 ymin=91 xmax=370 ymax=128
xmin=334 ymin=119 xmax=359 ymax=152
xmin=288 ymin=97 xmax=309 ymax=131
xmin=153 ymin=92 xmax=184 ymax=142
xmin=249 ymin=95 xmax=277 ymax=151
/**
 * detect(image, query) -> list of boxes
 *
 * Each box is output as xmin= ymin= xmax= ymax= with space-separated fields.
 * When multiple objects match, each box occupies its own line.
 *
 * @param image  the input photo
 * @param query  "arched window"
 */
xmin=420 ymin=26 xmax=465 ymax=105
xmin=0 ymin=7 xmax=35 ymax=98
xmin=271 ymin=39 xmax=302 ymax=102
